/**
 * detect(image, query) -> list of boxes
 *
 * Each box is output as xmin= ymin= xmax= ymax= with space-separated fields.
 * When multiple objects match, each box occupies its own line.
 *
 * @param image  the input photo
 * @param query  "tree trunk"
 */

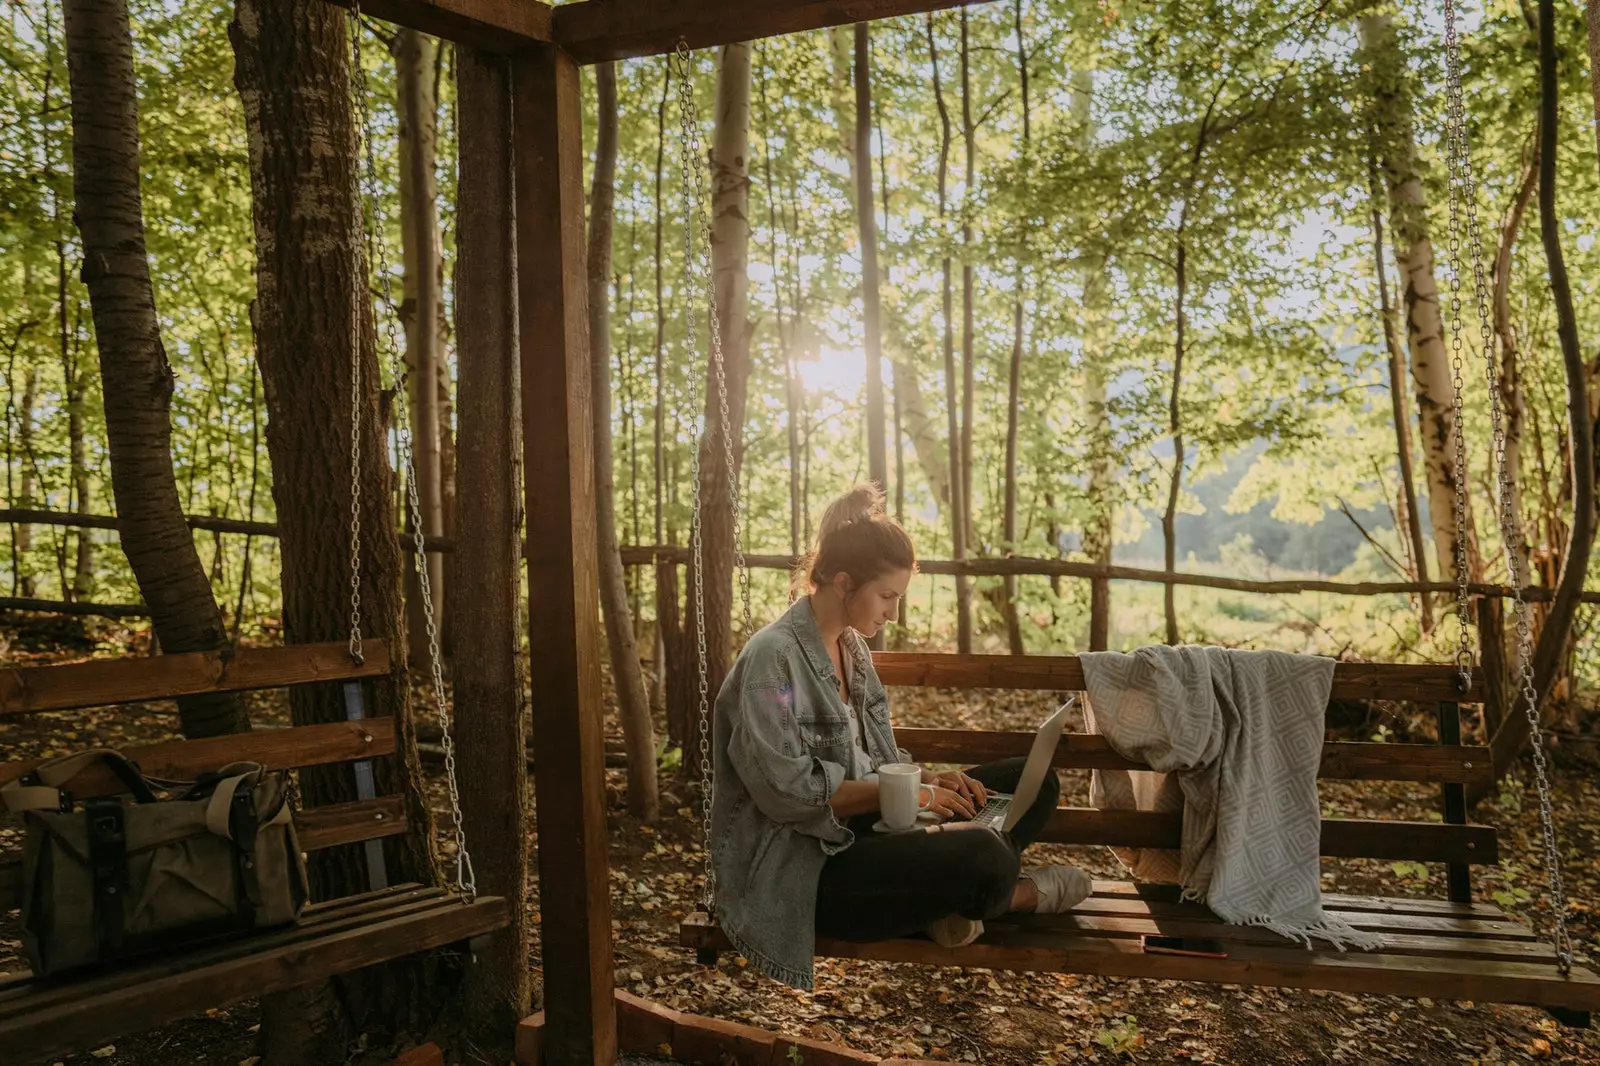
xmin=1001 ymin=0 xmax=1030 ymax=656
xmin=856 ymin=24 xmax=888 ymax=501
xmin=756 ymin=55 xmax=803 ymax=559
xmin=1369 ymin=161 xmax=1433 ymax=633
xmin=590 ymin=60 xmax=660 ymax=823
xmin=1493 ymin=135 xmax=1538 ymax=585
xmin=16 ymin=364 xmax=37 ymax=598
xmin=1164 ymin=234 xmax=1187 ymax=647
xmin=1361 ymin=13 xmax=1475 ymax=589
xmin=927 ymin=13 xmax=970 ymax=652
xmin=1075 ymin=67 xmax=1113 ymax=652
xmin=653 ymin=58 xmax=670 ymax=717
xmin=1485 ymin=0 xmax=1598 ymax=784
xmin=63 ymin=246 xmax=95 ymax=601
xmin=959 ymin=8 xmax=977 ymax=561
xmin=64 ymin=0 xmax=247 ymax=737
xmin=395 ymin=27 xmax=447 ymax=669
xmin=230 ymin=1 xmax=445 ymax=1054
xmin=687 ymin=43 xmax=754 ymax=712
xmin=453 ymin=44 xmax=532 ymax=1051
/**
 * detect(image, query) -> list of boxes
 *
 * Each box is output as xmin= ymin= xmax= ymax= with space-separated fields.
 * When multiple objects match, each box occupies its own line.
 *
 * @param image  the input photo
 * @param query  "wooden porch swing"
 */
xmin=659 ymin=8 xmax=1600 ymax=1021
xmin=0 ymin=14 xmax=506 ymax=1059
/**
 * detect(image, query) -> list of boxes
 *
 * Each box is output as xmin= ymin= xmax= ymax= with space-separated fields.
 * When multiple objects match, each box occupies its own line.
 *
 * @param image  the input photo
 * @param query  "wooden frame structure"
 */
xmin=398 ymin=4 xmax=997 ymax=1064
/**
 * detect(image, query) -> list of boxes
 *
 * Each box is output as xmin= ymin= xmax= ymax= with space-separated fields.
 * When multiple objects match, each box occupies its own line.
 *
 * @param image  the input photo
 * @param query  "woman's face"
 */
xmin=837 ymin=568 xmax=912 ymax=638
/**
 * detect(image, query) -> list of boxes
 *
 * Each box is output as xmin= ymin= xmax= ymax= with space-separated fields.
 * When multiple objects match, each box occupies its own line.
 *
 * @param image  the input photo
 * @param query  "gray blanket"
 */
xmin=1082 ymin=644 xmax=1384 ymax=951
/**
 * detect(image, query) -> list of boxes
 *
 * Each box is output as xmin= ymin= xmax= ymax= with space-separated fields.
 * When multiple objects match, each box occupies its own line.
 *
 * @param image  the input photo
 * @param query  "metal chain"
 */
xmin=1440 ymin=0 xmax=1570 ymax=971
xmin=345 ymin=18 xmax=368 ymax=668
xmin=349 ymin=8 xmax=476 ymax=901
xmin=674 ymin=42 xmax=755 ymax=914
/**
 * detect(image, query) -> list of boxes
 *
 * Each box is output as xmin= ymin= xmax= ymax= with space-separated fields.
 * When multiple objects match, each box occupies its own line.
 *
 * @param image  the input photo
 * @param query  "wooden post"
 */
xmin=513 ymin=42 xmax=617 ymax=1066
xmin=1089 ymin=575 xmax=1110 ymax=651
xmin=454 ymin=45 xmax=533 ymax=1048
xmin=1436 ymin=701 xmax=1473 ymax=903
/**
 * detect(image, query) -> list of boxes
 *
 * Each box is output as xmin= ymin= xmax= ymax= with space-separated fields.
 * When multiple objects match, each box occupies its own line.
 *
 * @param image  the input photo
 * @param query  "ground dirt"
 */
xmin=3 ymin=634 xmax=1599 ymax=1066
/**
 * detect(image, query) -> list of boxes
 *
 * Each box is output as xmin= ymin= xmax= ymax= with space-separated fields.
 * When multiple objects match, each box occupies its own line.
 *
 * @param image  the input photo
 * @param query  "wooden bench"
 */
xmin=681 ymin=653 xmax=1600 ymax=1020
xmin=0 ymin=640 xmax=508 ymax=1062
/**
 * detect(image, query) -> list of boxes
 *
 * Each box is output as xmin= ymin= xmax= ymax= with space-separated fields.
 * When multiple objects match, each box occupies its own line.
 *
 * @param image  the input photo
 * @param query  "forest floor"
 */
xmin=4 ymin=624 xmax=1600 ymax=1066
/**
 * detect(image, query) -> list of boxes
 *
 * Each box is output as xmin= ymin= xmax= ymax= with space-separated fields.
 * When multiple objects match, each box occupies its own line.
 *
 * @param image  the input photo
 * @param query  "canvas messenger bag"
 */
xmin=1 ymin=750 xmax=308 ymax=975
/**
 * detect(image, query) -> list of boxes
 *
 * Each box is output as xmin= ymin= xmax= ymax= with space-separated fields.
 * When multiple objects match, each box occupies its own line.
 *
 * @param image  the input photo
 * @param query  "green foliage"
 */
xmin=1 ymin=0 xmax=1594 ymax=675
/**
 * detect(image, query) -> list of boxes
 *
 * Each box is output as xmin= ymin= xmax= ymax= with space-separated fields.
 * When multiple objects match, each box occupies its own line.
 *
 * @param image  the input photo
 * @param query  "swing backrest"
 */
xmin=0 ymin=640 xmax=406 ymax=912
xmin=875 ymin=653 xmax=1493 ymax=878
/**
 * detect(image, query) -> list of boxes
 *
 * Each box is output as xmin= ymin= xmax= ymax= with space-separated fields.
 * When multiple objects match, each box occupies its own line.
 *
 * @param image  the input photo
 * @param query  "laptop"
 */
xmin=964 ymin=696 xmax=1074 ymax=832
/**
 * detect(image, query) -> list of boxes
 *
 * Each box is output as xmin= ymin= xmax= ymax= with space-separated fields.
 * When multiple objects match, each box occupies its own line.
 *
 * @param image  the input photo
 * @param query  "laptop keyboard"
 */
xmin=971 ymin=795 xmax=1010 ymax=828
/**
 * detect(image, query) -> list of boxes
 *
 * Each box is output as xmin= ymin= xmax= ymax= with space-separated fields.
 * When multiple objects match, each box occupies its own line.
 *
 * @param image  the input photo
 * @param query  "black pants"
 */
xmin=814 ymin=757 xmax=1060 ymax=942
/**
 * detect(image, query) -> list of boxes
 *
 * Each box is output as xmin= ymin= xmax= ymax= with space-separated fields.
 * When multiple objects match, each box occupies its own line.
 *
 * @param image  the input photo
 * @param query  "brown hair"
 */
xmin=796 ymin=483 xmax=917 ymax=596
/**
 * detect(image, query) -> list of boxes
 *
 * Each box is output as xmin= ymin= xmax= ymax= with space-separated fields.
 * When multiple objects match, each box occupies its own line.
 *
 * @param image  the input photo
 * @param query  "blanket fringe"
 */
xmin=1244 ymin=914 xmax=1386 ymax=953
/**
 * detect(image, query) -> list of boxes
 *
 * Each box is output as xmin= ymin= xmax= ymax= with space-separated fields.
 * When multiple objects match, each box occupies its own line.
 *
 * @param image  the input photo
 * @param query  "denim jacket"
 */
xmin=709 ymin=596 xmax=911 ymax=989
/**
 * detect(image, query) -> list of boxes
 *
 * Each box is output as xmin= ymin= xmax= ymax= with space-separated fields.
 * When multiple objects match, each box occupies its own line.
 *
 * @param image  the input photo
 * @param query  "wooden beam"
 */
xmin=552 ymin=0 xmax=985 ymax=64
xmin=0 ymin=719 xmax=396 ymax=795
xmin=1038 ymin=809 xmax=1498 ymax=864
xmin=0 ymin=640 xmax=390 ymax=716
xmin=514 ymin=41 xmax=617 ymax=1066
xmin=896 ymin=728 xmax=1492 ymax=785
xmin=870 ymin=651 xmax=1485 ymax=703
xmin=324 ymin=0 xmax=550 ymax=53
xmin=454 ymin=42 xmax=534 ymax=1039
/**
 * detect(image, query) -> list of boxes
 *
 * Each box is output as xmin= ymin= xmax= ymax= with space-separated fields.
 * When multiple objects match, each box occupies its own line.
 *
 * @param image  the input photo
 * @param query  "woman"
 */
xmin=709 ymin=484 xmax=1092 ymax=990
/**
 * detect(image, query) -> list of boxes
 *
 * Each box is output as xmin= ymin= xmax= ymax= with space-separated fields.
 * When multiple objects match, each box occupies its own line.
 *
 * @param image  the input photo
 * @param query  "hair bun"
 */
xmin=818 ymin=483 xmax=885 ymax=538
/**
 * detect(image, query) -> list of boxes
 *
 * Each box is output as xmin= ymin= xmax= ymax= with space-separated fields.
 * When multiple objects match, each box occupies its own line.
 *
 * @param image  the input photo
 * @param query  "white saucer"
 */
xmin=871 ymin=811 xmax=941 ymax=834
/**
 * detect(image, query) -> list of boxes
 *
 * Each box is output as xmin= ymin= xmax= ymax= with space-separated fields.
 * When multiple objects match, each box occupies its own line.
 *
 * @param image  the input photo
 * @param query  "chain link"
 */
xmin=674 ymin=42 xmax=754 ymax=915
xmin=349 ymin=8 xmax=476 ymax=901
xmin=1440 ymin=0 xmax=1570 ymax=971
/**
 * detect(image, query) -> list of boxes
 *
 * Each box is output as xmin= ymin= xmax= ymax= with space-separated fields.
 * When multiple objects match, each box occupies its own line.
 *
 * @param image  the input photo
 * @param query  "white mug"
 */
xmin=877 ymin=762 xmax=932 ymax=830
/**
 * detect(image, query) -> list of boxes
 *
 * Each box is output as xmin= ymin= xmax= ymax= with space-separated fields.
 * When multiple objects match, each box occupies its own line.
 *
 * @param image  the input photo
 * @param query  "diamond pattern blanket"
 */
xmin=1081 ymin=644 xmax=1384 ymax=951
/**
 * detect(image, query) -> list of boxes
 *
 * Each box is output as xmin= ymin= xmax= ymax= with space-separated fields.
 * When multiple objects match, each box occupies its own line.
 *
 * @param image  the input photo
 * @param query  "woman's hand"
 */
xmin=920 ymin=769 xmax=988 ymax=813
xmin=920 ymin=784 xmax=977 ymax=822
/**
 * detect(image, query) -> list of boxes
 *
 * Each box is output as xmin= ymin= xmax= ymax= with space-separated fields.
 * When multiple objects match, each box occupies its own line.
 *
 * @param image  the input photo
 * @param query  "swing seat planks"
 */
xmin=680 ymin=652 xmax=1599 ymax=1019
xmin=0 ymin=639 xmax=510 ymax=1062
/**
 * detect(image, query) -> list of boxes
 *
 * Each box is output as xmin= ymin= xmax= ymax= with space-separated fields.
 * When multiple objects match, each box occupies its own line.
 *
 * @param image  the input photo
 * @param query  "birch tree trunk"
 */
xmin=927 ymin=13 xmax=971 ymax=652
xmin=1361 ymin=13 xmax=1476 ymax=588
xmin=395 ymin=27 xmax=447 ymax=667
xmin=590 ymin=59 xmax=659 ymax=823
xmin=687 ymin=43 xmax=754 ymax=709
xmin=1369 ymin=164 xmax=1432 ymax=633
xmin=64 ymin=0 xmax=248 ymax=737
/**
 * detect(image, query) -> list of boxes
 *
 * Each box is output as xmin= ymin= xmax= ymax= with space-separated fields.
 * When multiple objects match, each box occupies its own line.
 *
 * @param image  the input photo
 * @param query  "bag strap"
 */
xmin=1 ymin=749 xmax=159 ymax=812
xmin=203 ymin=769 xmax=291 ymax=842
xmin=85 ymin=797 xmax=129 ymax=956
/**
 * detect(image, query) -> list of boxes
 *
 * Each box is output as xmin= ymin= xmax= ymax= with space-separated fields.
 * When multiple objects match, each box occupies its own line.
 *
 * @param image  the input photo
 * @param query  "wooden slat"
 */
xmin=0 ymin=718 xmax=396 ymax=797
xmin=680 ymin=913 xmax=1600 ymax=1012
xmin=332 ymin=0 xmax=551 ymax=53
xmin=873 ymin=652 xmax=1485 ymax=703
xmin=0 ymin=886 xmax=451 ymax=1006
xmin=515 ymin=41 xmax=617 ymax=1066
xmin=1095 ymin=880 xmax=1510 ymax=920
xmin=0 ymin=893 xmax=507 ymax=1061
xmin=1039 ymin=808 xmax=1498 ymax=864
xmin=552 ymin=0 xmax=982 ymax=64
xmin=897 ymin=728 xmax=1491 ymax=785
xmin=0 ymin=796 xmax=410 ymax=911
xmin=294 ymin=795 xmax=407 ymax=850
xmin=0 ymin=640 xmax=390 ymax=717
